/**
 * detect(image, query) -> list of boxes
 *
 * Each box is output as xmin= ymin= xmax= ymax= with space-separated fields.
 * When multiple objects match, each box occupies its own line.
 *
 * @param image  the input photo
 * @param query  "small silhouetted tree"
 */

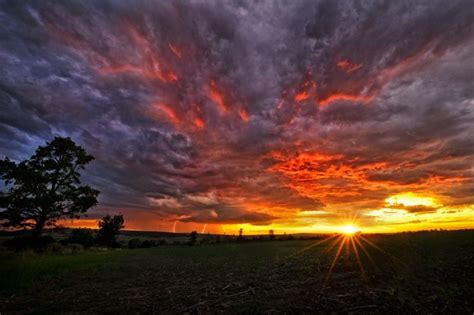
xmin=189 ymin=230 xmax=197 ymax=245
xmin=238 ymin=228 xmax=243 ymax=241
xmin=269 ymin=229 xmax=275 ymax=240
xmin=0 ymin=137 xmax=99 ymax=243
xmin=201 ymin=232 xmax=212 ymax=245
xmin=96 ymin=214 xmax=124 ymax=246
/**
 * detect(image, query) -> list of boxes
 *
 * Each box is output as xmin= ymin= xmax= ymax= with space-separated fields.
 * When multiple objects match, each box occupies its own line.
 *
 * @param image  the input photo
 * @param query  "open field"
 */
xmin=1 ymin=230 xmax=473 ymax=313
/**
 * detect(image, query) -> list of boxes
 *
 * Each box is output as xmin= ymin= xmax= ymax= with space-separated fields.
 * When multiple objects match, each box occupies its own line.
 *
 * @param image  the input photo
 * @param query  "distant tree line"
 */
xmin=184 ymin=228 xmax=296 ymax=246
xmin=4 ymin=214 xmax=125 ymax=251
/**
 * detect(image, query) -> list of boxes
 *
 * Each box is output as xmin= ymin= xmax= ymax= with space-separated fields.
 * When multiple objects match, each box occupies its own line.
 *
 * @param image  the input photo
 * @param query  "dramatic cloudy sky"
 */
xmin=1 ymin=0 xmax=473 ymax=233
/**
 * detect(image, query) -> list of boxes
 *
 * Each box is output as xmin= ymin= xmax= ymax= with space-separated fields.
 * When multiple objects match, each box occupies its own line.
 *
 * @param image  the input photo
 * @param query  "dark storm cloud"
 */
xmin=178 ymin=204 xmax=278 ymax=225
xmin=385 ymin=203 xmax=441 ymax=214
xmin=0 ymin=0 xmax=473 ymax=227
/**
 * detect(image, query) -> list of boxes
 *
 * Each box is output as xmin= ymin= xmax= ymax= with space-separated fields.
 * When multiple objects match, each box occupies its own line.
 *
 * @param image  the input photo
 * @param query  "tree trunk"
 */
xmin=32 ymin=218 xmax=45 ymax=244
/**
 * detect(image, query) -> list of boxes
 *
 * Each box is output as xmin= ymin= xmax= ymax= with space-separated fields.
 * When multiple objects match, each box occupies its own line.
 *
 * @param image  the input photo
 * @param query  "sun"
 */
xmin=340 ymin=225 xmax=359 ymax=235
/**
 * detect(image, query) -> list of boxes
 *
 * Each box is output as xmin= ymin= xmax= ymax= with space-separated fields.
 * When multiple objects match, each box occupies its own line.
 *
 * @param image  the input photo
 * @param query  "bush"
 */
xmin=44 ymin=242 xmax=66 ymax=254
xmin=96 ymin=215 xmax=125 ymax=247
xmin=140 ymin=240 xmax=157 ymax=248
xmin=128 ymin=238 xmax=142 ymax=249
xmin=64 ymin=229 xmax=95 ymax=247
xmin=68 ymin=243 xmax=84 ymax=253
xmin=110 ymin=240 xmax=122 ymax=248
xmin=128 ymin=239 xmax=159 ymax=249
xmin=188 ymin=231 xmax=197 ymax=245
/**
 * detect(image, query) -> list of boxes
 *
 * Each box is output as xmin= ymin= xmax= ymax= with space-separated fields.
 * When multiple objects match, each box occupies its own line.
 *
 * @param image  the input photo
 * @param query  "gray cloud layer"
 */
xmin=0 ymin=0 xmax=473 ymax=227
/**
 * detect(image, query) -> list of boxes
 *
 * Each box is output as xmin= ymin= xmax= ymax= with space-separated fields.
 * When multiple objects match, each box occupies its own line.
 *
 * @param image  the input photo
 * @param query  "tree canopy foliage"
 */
xmin=96 ymin=214 xmax=125 ymax=246
xmin=0 ymin=137 xmax=100 ymax=239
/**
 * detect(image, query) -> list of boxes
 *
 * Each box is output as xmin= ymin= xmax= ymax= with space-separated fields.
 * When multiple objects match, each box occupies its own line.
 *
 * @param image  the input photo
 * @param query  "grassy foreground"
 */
xmin=0 ymin=230 xmax=473 ymax=313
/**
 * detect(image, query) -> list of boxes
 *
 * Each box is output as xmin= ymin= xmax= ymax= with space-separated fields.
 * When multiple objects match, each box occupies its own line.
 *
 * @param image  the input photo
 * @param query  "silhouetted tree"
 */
xmin=96 ymin=214 xmax=124 ymax=247
xmin=0 ymin=137 xmax=99 ymax=243
xmin=189 ymin=230 xmax=197 ymax=245
xmin=238 ymin=228 xmax=243 ymax=241
xmin=269 ymin=229 xmax=275 ymax=240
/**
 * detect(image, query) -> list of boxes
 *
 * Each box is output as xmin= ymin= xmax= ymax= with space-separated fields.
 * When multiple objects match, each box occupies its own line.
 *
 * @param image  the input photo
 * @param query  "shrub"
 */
xmin=128 ymin=238 xmax=142 ymax=249
xmin=140 ymin=240 xmax=157 ymax=248
xmin=109 ymin=240 xmax=122 ymax=248
xmin=188 ymin=231 xmax=197 ymax=245
xmin=68 ymin=243 xmax=84 ymax=253
xmin=237 ymin=228 xmax=243 ymax=241
xmin=64 ymin=229 xmax=95 ymax=247
xmin=96 ymin=215 xmax=125 ymax=247
xmin=128 ymin=239 xmax=158 ymax=248
xmin=268 ymin=229 xmax=275 ymax=240
xmin=44 ymin=242 xmax=65 ymax=254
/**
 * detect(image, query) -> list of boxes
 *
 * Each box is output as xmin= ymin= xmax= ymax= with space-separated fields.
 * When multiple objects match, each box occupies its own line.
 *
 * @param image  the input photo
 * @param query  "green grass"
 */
xmin=0 ymin=249 xmax=125 ymax=293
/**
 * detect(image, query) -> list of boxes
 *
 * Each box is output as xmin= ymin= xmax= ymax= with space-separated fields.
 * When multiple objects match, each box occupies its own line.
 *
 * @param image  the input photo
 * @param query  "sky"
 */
xmin=0 ymin=0 xmax=473 ymax=234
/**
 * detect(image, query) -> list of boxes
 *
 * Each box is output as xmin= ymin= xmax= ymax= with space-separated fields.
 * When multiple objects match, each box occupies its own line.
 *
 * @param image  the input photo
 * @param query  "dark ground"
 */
xmin=0 ymin=230 xmax=473 ymax=314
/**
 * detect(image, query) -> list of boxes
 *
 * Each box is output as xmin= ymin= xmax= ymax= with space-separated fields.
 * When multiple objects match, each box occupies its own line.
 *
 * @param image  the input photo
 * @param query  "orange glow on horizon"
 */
xmin=58 ymin=206 xmax=474 ymax=235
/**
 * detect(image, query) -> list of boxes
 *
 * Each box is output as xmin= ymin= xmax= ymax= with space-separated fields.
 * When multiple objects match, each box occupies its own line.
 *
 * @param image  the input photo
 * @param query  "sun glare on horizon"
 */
xmin=339 ymin=225 xmax=359 ymax=235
